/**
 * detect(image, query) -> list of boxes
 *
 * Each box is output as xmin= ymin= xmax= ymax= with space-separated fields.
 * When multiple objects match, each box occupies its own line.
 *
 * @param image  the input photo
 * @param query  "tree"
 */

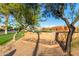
xmin=10 ymin=3 xmax=40 ymax=32
xmin=0 ymin=4 xmax=11 ymax=34
xmin=10 ymin=4 xmax=41 ymax=56
xmin=0 ymin=15 xmax=2 ymax=22
xmin=44 ymin=3 xmax=79 ymax=55
xmin=0 ymin=3 xmax=40 ymax=34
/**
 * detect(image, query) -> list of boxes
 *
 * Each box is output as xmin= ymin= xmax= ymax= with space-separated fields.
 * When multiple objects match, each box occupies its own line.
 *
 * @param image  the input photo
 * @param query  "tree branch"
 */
xmin=71 ymin=16 xmax=79 ymax=25
xmin=61 ymin=17 xmax=70 ymax=28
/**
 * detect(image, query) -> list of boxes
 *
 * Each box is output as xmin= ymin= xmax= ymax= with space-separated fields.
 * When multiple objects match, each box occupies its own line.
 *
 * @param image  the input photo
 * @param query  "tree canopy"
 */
xmin=0 ymin=3 xmax=40 ymax=31
xmin=43 ymin=3 xmax=79 ymax=28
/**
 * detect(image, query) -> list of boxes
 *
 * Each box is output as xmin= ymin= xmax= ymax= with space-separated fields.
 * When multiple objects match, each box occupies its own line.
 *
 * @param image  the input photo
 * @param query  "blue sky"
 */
xmin=40 ymin=4 xmax=79 ymax=27
xmin=0 ymin=15 xmax=16 ymax=27
xmin=1 ymin=4 xmax=79 ymax=28
xmin=39 ymin=16 xmax=66 ymax=27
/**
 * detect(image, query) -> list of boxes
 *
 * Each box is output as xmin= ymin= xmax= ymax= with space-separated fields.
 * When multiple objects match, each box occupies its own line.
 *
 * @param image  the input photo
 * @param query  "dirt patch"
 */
xmin=12 ymin=38 xmax=65 ymax=56
xmin=23 ymin=32 xmax=56 ymax=45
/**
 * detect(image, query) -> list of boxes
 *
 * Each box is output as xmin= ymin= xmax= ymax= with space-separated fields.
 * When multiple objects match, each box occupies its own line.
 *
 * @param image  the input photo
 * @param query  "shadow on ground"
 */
xmin=4 ymin=49 xmax=16 ymax=56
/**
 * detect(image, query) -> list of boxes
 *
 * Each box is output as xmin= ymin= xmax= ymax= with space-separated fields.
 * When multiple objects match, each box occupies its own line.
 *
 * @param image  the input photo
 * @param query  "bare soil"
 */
xmin=1 ymin=32 xmax=79 ymax=56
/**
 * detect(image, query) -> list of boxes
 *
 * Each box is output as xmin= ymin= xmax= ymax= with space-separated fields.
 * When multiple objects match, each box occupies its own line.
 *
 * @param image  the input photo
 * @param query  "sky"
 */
xmin=0 ymin=15 xmax=16 ymax=27
xmin=1 ymin=3 xmax=79 ymax=28
xmin=39 ymin=16 xmax=66 ymax=27
xmin=40 ymin=3 xmax=79 ymax=27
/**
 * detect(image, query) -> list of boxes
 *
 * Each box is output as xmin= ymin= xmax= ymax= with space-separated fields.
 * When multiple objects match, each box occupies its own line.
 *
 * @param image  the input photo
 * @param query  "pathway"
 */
xmin=13 ymin=37 xmax=65 ymax=56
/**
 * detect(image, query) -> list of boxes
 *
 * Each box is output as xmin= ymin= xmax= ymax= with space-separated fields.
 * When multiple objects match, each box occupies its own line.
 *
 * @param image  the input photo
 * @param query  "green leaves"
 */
xmin=0 ymin=4 xmax=40 ymax=31
xmin=0 ymin=4 xmax=10 ymax=15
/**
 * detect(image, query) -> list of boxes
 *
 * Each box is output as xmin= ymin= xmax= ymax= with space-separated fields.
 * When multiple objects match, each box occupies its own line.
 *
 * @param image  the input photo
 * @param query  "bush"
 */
xmin=15 ymin=31 xmax=25 ymax=40
xmin=72 ymin=39 xmax=79 ymax=49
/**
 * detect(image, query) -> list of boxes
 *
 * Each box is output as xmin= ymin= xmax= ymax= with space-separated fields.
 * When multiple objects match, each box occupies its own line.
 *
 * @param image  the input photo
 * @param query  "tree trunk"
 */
xmin=65 ymin=24 xmax=75 ymax=56
xmin=55 ymin=32 xmax=66 ymax=52
xmin=5 ymin=15 xmax=8 ymax=34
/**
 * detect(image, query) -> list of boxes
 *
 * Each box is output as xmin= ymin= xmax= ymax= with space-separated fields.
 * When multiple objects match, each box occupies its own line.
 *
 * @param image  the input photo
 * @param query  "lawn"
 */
xmin=0 ymin=31 xmax=25 ymax=45
xmin=0 ymin=32 xmax=15 ymax=45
